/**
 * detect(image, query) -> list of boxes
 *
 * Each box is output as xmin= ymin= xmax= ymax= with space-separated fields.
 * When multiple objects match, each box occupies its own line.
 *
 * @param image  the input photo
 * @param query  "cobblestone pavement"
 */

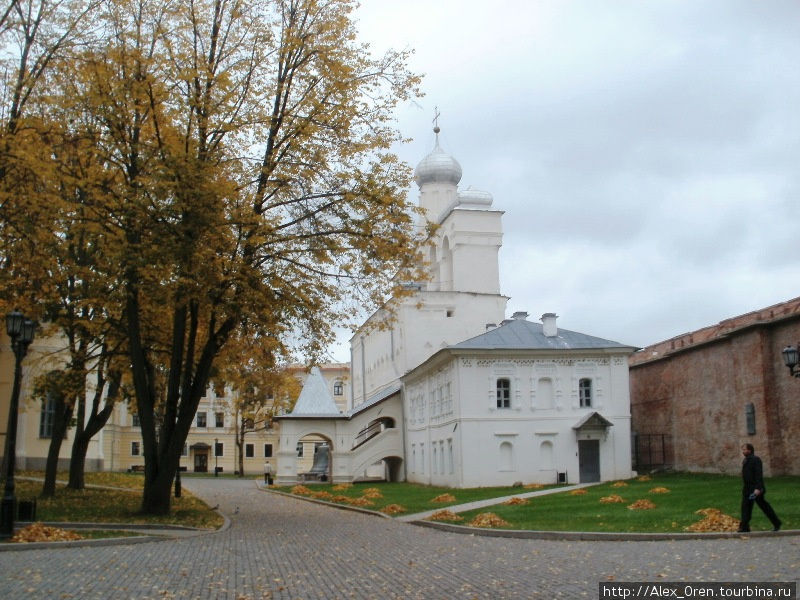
xmin=0 ymin=478 xmax=797 ymax=599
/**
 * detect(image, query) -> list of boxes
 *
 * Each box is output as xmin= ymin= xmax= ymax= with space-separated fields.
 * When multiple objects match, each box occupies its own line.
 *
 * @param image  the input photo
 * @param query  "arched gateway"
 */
xmin=273 ymin=368 xmax=404 ymax=485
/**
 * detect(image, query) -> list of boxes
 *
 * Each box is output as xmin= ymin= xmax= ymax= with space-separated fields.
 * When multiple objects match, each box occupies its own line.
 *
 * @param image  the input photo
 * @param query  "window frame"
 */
xmin=264 ymin=443 xmax=273 ymax=458
xmin=496 ymin=378 xmax=511 ymax=409
xmin=39 ymin=394 xmax=56 ymax=438
xmin=215 ymin=412 xmax=224 ymax=428
xmin=131 ymin=441 xmax=140 ymax=456
xmin=196 ymin=411 xmax=207 ymax=428
xmin=579 ymin=378 xmax=592 ymax=408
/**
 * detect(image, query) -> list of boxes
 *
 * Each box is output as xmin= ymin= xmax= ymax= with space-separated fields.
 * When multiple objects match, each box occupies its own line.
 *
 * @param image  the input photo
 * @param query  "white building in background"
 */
xmin=276 ymin=125 xmax=636 ymax=487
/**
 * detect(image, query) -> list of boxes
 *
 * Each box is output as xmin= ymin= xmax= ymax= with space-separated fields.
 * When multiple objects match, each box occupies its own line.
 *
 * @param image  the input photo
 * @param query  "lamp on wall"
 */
xmin=781 ymin=344 xmax=800 ymax=378
xmin=2 ymin=310 xmax=36 ymax=539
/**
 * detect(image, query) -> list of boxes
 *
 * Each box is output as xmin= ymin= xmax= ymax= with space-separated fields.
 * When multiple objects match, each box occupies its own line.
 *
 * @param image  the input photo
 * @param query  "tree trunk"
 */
xmin=67 ymin=369 xmax=119 ymax=490
xmin=67 ymin=435 xmax=90 ymax=490
xmin=41 ymin=404 xmax=72 ymax=497
xmin=141 ymin=469 xmax=175 ymax=515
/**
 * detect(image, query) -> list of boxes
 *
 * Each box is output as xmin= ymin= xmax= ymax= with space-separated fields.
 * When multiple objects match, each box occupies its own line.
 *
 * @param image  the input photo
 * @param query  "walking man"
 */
xmin=739 ymin=443 xmax=781 ymax=532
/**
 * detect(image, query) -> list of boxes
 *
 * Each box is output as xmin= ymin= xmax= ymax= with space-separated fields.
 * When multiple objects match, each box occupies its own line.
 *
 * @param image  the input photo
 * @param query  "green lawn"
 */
xmin=12 ymin=473 xmax=224 ymax=530
xmin=272 ymin=481 xmax=561 ymax=515
xmin=275 ymin=474 xmax=797 ymax=533
xmin=453 ymin=473 xmax=798 ymax=532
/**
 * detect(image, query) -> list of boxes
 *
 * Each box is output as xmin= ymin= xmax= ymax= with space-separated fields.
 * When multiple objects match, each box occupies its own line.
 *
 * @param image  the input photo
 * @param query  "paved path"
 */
xmin=396 ymin=482 xmax=597 ymax=522
xmin=0 ymin=478 xmax=797 ymax=599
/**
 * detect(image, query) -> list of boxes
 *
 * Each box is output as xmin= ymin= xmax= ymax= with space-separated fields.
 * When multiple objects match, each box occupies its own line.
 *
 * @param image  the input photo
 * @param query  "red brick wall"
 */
xmin=630 ymin=315 xmax=800 ymax=476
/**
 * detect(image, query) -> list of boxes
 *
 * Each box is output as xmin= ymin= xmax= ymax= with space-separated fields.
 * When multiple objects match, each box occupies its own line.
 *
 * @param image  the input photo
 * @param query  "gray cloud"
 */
xmin=326 ymin=1 xmax=800 ymax=362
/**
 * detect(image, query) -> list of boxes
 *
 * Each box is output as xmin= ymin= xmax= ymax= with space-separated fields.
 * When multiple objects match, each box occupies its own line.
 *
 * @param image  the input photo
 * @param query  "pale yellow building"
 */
xmin=1 ymin=331 xmax=350 ymax=477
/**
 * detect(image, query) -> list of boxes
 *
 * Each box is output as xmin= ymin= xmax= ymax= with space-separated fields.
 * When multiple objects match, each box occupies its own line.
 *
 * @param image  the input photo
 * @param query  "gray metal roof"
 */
xmin=451 ymin=318 xmax=634 ymax=351
xmin=344 ymin=384 xmax=402 ymax=418
xmin=289 ymin=367 xmax=342 ymax=416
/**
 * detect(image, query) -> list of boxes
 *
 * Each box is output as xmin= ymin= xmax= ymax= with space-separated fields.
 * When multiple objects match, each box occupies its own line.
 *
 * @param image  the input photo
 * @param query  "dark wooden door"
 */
xmin=194 ymin=453 xmax=208 ymax=473
xmin=578 ymin=440 xmax=600 ymax=483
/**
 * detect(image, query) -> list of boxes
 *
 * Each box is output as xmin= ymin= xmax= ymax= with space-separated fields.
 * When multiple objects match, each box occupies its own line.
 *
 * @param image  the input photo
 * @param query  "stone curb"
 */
xmin=0 ymin=511 xmax=230 ymax=552
xmin=263 ymin=485 xmax=799 ymax=542
xmin=410 ymin=519 xmax=799 ymax=541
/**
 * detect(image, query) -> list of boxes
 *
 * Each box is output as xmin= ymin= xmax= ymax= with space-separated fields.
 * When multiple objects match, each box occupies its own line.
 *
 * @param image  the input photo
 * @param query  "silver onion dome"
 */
xmin=414 ymin=127 xmax=462 ymax=187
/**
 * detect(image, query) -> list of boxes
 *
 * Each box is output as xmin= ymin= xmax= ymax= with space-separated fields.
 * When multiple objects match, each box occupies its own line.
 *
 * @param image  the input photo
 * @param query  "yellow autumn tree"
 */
xmin=26 ymin=0 xmax=427 ymax=515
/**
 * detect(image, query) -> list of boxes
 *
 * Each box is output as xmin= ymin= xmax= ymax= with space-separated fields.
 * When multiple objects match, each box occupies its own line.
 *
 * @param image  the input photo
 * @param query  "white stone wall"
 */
xmin=403 ymin=352 xmax=633 ymax=488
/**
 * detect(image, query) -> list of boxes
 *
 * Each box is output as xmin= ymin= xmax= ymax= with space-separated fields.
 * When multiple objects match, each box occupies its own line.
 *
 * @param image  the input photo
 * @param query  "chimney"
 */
xmin=512 ymin=311 xmax=529 ymax=321
xmin=541 ymin=313 xmax=558 ymax=337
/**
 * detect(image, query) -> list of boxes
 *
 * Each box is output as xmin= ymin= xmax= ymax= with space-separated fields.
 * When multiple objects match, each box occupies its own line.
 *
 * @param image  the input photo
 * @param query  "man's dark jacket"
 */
xmin=742 ymin=454 xmax=765 ymax=495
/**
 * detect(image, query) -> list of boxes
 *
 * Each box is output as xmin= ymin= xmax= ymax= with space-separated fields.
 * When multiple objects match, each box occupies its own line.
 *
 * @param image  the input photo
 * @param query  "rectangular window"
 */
xmin=496 ymin=378 xmax=511 ymax=409
xmin=196 ymin=411 xmax=207 ymax=428
xmin=131 ymin=441 xmax=140 ymax=456
xmin=245 ymin=443 xmax=254 ymax=458
xmin=264 ymin=443 xmax=273 ymax=458
xmin=39 ymin=396 xmax=56 ymax=438
xmin=333 ymin=381 xmax=343 ymax=396
xmin=296 ymin=442 xmax=304 ymax=457
xmin=214 ymin=442 xmax=223 ymax=457
xmin=131 ymin=413 xmax=140 ymax=427
xmin=181 ymin=444 xmax=188 ymax=457
xmin=579 ymin=378 xmax=592 ymax=408
xmin=215 ymin=412 xmax=224 ymax=428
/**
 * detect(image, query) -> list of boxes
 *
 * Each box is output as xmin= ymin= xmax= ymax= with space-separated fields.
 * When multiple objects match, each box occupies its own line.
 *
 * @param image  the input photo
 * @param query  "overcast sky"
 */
xmin=326 ymin=0 xmax=800 ymax=361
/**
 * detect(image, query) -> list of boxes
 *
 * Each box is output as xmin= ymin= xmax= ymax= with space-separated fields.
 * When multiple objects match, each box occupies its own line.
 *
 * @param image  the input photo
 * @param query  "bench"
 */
xmin=128 ymin=465 xmax=145 ymax=473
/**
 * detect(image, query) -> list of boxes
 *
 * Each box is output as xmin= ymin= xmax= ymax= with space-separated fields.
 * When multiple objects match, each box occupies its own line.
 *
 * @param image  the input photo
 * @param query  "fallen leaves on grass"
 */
xmin=380 ymin=504 xmax=407 ymax=515
xmin=347 ymin=497 xmax=374 ymax=507
xmin=332 ymin=483 xmax=352 ymax=491
xmin=426 ymin=510 xmax=463 ymax=522
xmin=468 ymin=512 xmax=510 ymax=528
xmin=11 ymin=522 xmax=82 ymax=543
xmin=684 ymin=508 xmax=739 ymax=533
xmin=523 ymin=483 xmax=544 ymax=489
xmin=502 ymin=497 xmax=530 ymax=506
xmin=611 ymin=481 xmax=628 ymax=488
xmin=290 ymin=485 xmax=313 ymax=495
xmin=362 ymin=488 xmax=383 ymax=499
xmin=569 ymin=489 xmax=588 ymax=496
xmin=430 ymin=493 xmax=457 ymax=503
xmin=627 ymin=499 xmax=656 ymax=510
xmin=599 ymin=494 xmax=625 ymax=504
xmin=311 ymin=491 xmax=334 ymax=500
xmin=636 ymin=475 xmax=652 ymax=482
xmin=649 ymin=487 xmax=671 ymax=494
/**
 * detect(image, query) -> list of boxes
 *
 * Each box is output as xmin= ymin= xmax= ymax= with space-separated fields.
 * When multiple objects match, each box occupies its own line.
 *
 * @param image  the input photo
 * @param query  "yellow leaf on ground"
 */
xmin=468 ymin=512 xmax=510 ymax=528
xmin=426 ymin=510 xmax=463 ymax=522
xmin=599 ymin=494 xmax=625 ymax=504
xmin=430 ymin=493 xmax=457 ymax=503
xmin=627 ymin=499 xmax=657 ymax=510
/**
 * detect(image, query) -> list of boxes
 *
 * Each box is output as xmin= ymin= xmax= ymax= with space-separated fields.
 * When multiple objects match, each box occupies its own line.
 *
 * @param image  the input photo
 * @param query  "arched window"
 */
xmin=579 ymin=378 xmax=592 ymax=408
xmin=496 ymin=378 xmax=511 ymax=409
xmin=333 ymin=380 xmax=343 ymax=396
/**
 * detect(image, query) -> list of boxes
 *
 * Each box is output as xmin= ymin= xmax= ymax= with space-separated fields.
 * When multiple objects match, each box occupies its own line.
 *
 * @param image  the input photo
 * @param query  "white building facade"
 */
xmin=278 ymin=125 xmax=636 ymax=486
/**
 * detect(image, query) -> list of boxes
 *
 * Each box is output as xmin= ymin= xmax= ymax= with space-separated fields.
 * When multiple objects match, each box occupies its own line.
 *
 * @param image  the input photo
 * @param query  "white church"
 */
xmin=274 ymin=125 xmax=636 ymax=487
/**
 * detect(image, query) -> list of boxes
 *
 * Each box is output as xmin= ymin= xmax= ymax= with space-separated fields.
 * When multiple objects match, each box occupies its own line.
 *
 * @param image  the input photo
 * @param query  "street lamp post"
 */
xmin=214 ymin=438 xmax=219 ymax=476
xmin=1 ymin=311 xmax=36 ymax=539
xmin=781 ymin=343 xmax=800 ymax=378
